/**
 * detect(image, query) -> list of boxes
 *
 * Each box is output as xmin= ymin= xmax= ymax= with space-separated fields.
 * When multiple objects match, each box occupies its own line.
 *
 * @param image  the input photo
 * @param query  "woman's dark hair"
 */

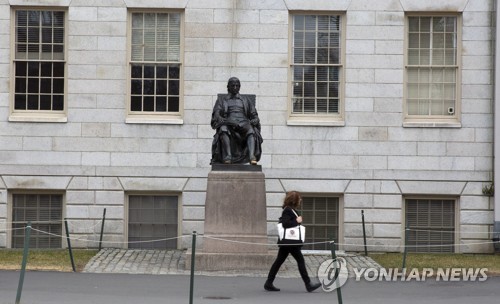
xmin=282 ymin=191 xmax=302 ymax=209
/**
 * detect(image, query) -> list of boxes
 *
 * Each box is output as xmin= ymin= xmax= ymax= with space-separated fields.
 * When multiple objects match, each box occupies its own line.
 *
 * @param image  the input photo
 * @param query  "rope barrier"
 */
xmin=30 ymin=228 xmax=191 ymax=244
xmin=23 ymin=226 xmax=500 ymax=248
xmin=0 ymin=227 xmax=27 ymax=232
xmin=405 ymin=228 xmax=493 ymax=235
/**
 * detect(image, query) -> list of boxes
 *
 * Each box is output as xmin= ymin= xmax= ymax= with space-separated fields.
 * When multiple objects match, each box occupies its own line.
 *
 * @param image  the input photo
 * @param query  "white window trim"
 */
xmin=403 ymin=13 xmax=462 ymax=128
xmin=287 ymin=12 xmax=346 ymax=127
xmin=125 ymin=9 xmax=184 ymax=125
xmin=9 ymin=7 xmax=68 ymax=123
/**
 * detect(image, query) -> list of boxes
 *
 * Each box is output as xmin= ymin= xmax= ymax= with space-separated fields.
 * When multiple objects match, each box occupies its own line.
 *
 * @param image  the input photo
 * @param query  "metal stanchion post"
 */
xmin=330 ymin=241 xmax=343 ymax=304
xmin=64 ymin=219 xmax=76 ymax=272
xmin=99 ymin=208 xmax=107 ymax=251
xmin=402 ymin=224 xmax=409 ymax=271
xmin=189 ymin=231 xmax=197 ymax=304
xmin=362 ymin=210 xmax=368 ymax=256
xmin=16 ymin=221 xmax=31 ymax=304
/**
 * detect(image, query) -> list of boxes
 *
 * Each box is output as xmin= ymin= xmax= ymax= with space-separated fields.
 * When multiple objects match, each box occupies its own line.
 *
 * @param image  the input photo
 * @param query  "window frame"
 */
xmin=9 ymin=7 xmax=68 ymax=123
xmin=403 ymin=13 xmax=462 ymax=128
xmin=403 ymin=197 xmax=459 ymax=253
xmin=7 ymin=191 xmax=65 ymax=249
xmin=126 ymin=9 xmax=184 ymax=125
xmin=287 ymin=12 xmax=346 ymax=126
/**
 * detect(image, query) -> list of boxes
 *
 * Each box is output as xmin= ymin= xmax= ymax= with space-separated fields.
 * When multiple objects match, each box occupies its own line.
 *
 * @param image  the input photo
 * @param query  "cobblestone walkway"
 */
xmin=83 ymin=248 xmax=381 ymax=278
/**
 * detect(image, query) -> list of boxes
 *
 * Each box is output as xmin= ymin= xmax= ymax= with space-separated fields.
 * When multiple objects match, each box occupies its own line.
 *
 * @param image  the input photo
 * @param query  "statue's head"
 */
xmin=227 ymin=77 xmax=241 ymax=95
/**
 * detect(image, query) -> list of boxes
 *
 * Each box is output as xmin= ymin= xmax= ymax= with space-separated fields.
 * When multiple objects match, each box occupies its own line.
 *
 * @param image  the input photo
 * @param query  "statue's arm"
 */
xmin=247 ymin=99 xmax=260 ymax=126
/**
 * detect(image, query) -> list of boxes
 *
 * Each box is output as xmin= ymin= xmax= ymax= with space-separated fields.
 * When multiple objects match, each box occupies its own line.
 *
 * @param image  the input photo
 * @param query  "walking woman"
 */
xmin=264 ymin=191 xmax=321 ymax=292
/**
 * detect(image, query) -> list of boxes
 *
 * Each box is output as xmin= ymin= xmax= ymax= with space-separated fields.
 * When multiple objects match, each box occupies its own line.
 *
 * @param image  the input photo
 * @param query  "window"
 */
xmin=11 ymin=194 xmax=63 ymax=248
xmin=128 ymin=195 xmax=179 ymax=249
xmin=405 ymin=198 xmax=455 ymax=253
xmin=289 ymin=14 xmax=344 ymax=125
xmin=11 ymin=9 xmax=66 ymax=122
xmin=128 ymin=12 xmax=182 ymax=123
xmin=405 ymin=15 xmax=460 ymax=124
xmin=299 ymin=196 xmax=339 ymax=250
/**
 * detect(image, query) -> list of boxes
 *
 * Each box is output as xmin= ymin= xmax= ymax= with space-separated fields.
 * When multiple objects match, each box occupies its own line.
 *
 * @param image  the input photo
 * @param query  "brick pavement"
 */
xmin=83 ymin=248 xmax=381 ymax=278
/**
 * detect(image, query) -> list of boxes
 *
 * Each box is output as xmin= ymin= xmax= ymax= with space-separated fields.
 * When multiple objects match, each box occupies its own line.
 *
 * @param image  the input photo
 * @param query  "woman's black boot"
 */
xmin=264 ymin=279 xmax=280 ymax=291
xmin=305 ymin=282 xmax=321 ymax=292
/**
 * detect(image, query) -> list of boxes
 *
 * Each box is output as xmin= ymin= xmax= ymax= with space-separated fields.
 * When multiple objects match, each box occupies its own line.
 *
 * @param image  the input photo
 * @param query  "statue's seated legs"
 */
xmin=247 ymin=134 xmax=257 ymax=165
xmin=220 ymin=131 xmax=257 ymax=165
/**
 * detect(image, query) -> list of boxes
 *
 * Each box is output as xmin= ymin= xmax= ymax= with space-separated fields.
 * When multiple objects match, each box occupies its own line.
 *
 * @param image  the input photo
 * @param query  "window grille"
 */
xmin=291 ymin=14 xmax=342 ymax=116
xmin=128 ymin=195 xmax=178 ymax=249
xmin=299 ymin=196 xmax=339 ymax=250
xmin=14 ymin=10 xmax=65 ymax=112
xmin=405 ymin=199 xmax=455 ymax=253
xmin=406 ymin=16 xmax=459 ymax=118
xmin=12 ymin=194 xmax=63 ymax=248
xmin=130 ymin=12 xmax=181 ymax=114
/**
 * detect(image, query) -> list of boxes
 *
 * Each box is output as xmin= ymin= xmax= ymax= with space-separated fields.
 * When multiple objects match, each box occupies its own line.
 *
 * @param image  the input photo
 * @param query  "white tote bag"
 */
xmin=277 ymin=209 xmax=305 ymax=242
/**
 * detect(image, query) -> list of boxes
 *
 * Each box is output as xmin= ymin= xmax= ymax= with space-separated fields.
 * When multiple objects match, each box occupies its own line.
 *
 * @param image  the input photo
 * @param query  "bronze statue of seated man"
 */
xmin=210 ymin=77 xmax=263 ymax=165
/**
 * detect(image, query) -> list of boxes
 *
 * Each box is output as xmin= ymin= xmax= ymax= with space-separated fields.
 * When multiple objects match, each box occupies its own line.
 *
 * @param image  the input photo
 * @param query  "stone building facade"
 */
xmin=0 ymin=0 xmax=496 ymax=253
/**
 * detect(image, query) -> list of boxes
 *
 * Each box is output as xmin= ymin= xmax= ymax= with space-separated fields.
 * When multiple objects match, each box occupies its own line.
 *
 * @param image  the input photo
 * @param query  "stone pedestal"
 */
xmin=186 ymin=165 xmax=275 ymax=271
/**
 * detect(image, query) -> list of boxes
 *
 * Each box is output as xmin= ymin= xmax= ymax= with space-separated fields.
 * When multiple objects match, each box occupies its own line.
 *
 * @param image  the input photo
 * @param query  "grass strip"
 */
xmin=370 ymin=253 xmax=500 ymax=275
xmin=0 ymin=249 xmax=98 ymax=272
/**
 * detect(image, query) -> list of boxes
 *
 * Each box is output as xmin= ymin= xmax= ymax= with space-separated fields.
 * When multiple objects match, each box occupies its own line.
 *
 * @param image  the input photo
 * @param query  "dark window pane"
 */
xmin=41 ymin=44 xmax=52 ymax=53
xmin=53 ymin=62 xmax=64 ymax=77
xmin=156 ymin=80 xmax=167 ymax=95
xmin=52 ymin=79 xmax=64 ymax=93
xmin=328 ymin=99 xmax=339 ymax=113
xmin=28 ymin=78 xmax=39 ymax=93
xmin=156 ymin=97 xmax=167 ymax=112
xmin=16 ymin=62 xmax=27 ymax=76
xmin=143 ymin=80 xmax=154 ymax=95
xmin=53 ymin=44 xmax=63 ymax=53
xmin=42 ymin=27 xmax=52 ymax=43
xmin=168 ymin=80 xmax=179 ymax=95
xmin=131 ymin=65 xmax=142 ymax=78
xmin=168 ymin=97 xmax=179 ymax=112
xmin=304 ymin=82 xmax=315 ymax=97
xmin=53 ymin=12 xmax=64 ymax=27
xmin=157 ymin=66 xmax=168 ymax=78
xmin=15 ymin=78 xmax=27 ymax=93
xmin=53 ymin=95 xmax=63 ymax=110
xmin=143 ymin=97 xmax=154 ymax=111
xmin=169 ymin=66 xmax=180 ymax=79
xmin=329 ymin=83 xmax=339 ymax=98
xmin=131 ymin=80 xmax=142 ymax=94
xmin=53 ymin=28 xmax=64 ymax=43
xmin=40 ymin=95 xmax=51 ymax=110
xmin=317 ymin=82 xmax=327 ymax=97
xmin=14 ymin=94 xmax=27 ymax=110
xmin=40 ymin=78 xmax=51 ymax=93
xmin=27 ymin=95 xmax=38 ymax=109
xmin=131 ymin=96 xmax=142 ymax=111
xmin=144 ymin=65 xmax=155 ymax=78
xmin=27 ymin=27 xmax=40 ymax=44
xmin=28 ymin=62 xmax=39 ymax=76
xmin=317 ymin=99 xmax=327 ymax=112
xmin=41 ymin=62 xmax=52 ymax=77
